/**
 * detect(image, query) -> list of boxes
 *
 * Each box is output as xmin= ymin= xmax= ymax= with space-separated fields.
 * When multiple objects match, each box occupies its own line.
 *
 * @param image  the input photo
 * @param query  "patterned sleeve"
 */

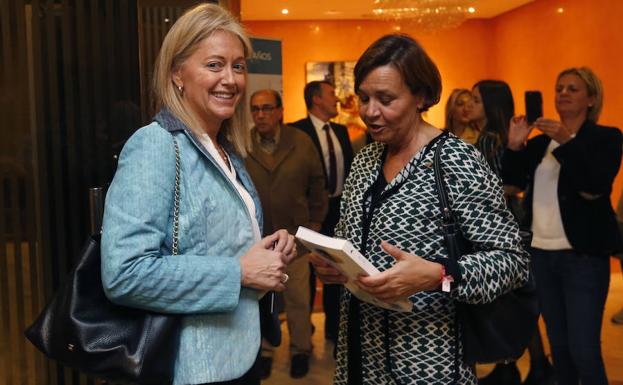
xmin=443 ymin=140 xmax=529 ymax=304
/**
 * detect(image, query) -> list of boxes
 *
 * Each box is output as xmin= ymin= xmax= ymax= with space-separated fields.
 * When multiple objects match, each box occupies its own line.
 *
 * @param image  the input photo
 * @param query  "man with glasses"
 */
xmin=289 ymin=81 xmax=354 ymax=347
xmin=245 ymin=89 xmax=328 ymax=379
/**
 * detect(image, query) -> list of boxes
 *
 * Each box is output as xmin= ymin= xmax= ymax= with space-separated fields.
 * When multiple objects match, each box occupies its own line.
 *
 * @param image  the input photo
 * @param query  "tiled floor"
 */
xmin=263 ymin=265 xmax=623 ymax=385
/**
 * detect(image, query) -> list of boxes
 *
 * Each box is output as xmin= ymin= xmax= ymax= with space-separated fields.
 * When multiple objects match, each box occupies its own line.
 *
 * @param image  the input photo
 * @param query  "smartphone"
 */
xmin=525 ymin=91 xmax=543 ymax=125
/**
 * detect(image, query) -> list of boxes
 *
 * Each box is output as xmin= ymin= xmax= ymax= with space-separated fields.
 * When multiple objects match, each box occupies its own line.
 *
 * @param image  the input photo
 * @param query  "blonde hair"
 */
xmin=153 ymin=3 xmax=252 ymax=155
xmin=444 ymin=88 xmax=472 ymax=134
xmin=557 ymin=66 xmax=603 ymax=122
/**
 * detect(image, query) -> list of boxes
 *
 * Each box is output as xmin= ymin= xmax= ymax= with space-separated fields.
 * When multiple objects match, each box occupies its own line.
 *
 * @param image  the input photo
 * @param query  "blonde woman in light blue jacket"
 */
xmin=101 ymin=4 xmax=295 ymax=384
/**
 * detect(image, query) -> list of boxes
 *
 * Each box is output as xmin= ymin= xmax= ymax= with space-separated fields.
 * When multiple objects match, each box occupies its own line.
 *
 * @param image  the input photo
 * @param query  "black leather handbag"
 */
xmin=433 ymin=133 xmax=539 ymax=366
xmin=25 ymin=137 xmax=183 ymax=384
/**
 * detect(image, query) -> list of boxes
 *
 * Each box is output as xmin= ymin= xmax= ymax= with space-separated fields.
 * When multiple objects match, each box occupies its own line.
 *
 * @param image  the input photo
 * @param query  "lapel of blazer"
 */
xmin=302 ymin=117 xmax=323 ymax=155
xmin=531 ymin=134 xmax=551 ymax=163
xmin=333 ymin=124 xmax=352 ymax=168
xmin=249 ymin=126 xmax=295 ymax=172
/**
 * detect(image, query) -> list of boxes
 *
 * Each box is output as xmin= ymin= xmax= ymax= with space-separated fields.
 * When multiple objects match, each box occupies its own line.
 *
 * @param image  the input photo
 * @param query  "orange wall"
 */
xmin=490 ymin=0 xmax=623 ymax=203
xmin=244 ymin=0 xmax=623 ymax=201
xmin=243 ymin=19 xmax=493 ymax=127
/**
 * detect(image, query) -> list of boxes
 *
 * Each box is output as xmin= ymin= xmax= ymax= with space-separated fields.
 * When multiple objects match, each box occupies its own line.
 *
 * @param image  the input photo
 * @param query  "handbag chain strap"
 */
xmin=172 ymin=136 xmax=181 ymax=256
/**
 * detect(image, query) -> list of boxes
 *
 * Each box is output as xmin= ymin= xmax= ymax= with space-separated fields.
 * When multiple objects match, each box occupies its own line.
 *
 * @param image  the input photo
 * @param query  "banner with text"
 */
xmin=247 ymin=37 xmax=283 ymax=128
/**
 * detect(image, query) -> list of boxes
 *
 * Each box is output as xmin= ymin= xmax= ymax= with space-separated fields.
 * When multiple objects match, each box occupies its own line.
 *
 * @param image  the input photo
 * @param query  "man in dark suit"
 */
xmin=289 ymin=80 xmax=354 ymax=346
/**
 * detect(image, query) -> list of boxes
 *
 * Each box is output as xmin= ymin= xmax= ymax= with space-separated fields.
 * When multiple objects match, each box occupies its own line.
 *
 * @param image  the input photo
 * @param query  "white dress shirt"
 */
xmin=531 ymin=140 xmax=573 ymax=250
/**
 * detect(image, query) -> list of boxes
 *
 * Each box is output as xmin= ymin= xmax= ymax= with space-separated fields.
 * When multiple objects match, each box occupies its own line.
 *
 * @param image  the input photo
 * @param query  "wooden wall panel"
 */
xmin=1 ymin=1 xmax=140 ymax=384
xmin=0 ymin=0 xmax=223 ymax=383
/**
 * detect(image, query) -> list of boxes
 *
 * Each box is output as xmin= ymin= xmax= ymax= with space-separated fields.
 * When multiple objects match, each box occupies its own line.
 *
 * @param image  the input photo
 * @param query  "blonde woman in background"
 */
xmin=504 ymin=67 xmax=622 ymax=385
xmin=444 ymin=88 xmax=479 ymax=144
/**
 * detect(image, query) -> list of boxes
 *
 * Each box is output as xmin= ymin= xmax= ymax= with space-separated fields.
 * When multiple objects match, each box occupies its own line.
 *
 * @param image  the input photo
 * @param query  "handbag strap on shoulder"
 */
xmin=172 ymin=136 xmax=181 ymax=256
xmin=433 ymin=131 xmax=453 ymax=225
xmin=432 ymin=132 xmax=468 ymax=268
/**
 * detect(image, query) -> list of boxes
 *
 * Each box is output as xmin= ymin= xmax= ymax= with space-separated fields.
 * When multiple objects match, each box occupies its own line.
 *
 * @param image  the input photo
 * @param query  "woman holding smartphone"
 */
xmin=503 ymin=67 xmax=622 ymax=385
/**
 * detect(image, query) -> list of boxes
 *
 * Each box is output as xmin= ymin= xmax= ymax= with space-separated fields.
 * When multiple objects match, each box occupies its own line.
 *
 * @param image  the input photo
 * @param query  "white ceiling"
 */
xmin=241 ymin=0 xmax=535 ymax=21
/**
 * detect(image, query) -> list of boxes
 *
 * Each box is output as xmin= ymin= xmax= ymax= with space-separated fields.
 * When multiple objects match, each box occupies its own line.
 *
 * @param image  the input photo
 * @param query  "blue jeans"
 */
xmin=531 ymin=248 xmax=610 ymax=385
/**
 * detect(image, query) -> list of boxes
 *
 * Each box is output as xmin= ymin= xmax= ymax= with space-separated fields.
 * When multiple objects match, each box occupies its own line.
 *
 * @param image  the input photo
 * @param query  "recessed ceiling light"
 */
xmin=468 ymin=7 xmax=476 ymax=14
xmin=324 ymin=10 xmax=342 ymax=16
xmin=557 ymin=7 xmax=564 ymax=13
xmin=281 ymin=8 xmax=289 ymax=15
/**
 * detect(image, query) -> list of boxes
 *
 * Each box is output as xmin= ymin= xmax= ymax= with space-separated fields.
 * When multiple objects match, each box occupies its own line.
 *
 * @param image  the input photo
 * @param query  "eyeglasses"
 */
xmin=251 ymin=105 xmax=277 ymax=114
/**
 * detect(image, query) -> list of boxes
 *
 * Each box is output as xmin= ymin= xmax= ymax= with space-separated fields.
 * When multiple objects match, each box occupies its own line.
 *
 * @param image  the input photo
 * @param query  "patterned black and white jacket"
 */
xmin=333 ymin=133 xmax=530 ymax=385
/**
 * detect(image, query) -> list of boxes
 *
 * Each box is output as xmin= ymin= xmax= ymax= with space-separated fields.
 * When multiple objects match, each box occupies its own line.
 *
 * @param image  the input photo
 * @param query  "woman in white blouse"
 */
xmin=503 ymin=67 xmax=622 ymax=385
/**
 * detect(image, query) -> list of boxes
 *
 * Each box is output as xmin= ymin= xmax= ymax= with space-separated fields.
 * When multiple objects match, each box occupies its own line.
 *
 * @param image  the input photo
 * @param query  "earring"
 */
xmin=177 ymin=85 xmax=183 ymax=94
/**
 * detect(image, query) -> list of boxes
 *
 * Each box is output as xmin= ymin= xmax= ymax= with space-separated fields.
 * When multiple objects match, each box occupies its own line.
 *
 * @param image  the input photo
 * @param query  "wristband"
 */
xmin=437 ymin=264 xmax=454 ymax=292
xmin=431 ymin=257 xmax=462 ymax=292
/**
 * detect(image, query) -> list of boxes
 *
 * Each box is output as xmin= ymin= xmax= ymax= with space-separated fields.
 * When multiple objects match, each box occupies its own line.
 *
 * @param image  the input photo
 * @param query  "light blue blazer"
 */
xmin=101 ymin=109 xmax=263 ymax=384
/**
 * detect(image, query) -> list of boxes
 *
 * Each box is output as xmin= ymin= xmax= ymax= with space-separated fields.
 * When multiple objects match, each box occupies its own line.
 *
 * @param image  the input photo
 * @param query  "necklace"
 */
xmin=199 ymin=132 xmax=231 ymax=170
xmin=216 ymin=144 xmax=231 ymax=169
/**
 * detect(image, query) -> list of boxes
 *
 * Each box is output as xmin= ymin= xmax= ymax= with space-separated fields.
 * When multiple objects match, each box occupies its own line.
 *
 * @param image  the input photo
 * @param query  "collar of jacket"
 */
xmin=574 ymin=118 xmax=594 ymax=139
xmin=153 ymin=108 xmax=246 ymax=173
xmin=153 ymin=109 xmax=262 ymax=227
xmin=248 ymin=124 xmax=296 ymax=170
xmin=154 ymin=107 xmax=188 ymax=133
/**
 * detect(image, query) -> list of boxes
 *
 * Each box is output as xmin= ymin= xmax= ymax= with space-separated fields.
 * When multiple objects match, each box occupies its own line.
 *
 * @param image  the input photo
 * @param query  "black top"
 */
xmin=502 ymin=119 xmax=623 ymax=255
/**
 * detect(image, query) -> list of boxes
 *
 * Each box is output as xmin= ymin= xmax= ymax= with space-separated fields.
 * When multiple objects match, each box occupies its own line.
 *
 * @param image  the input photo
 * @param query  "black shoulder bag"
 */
xmin=433 ymin=133 xmax=539 ymax=365
xmin=25 ymin=136 xmax=183 ymax=384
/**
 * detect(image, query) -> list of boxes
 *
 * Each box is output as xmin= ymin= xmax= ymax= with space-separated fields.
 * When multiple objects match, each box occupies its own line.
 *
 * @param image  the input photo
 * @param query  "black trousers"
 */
xmin=322 ymin=283 xmax=341 ymax=340
xmin=532 ymin=248 xmax=609 ymax=385
xmin=309 ymin=196 xmax=343 ymax=340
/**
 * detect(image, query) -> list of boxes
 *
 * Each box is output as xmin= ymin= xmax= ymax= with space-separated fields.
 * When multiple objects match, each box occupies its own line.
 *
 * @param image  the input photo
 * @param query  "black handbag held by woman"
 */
xmin=24 ymin=136 xmax=183 ymax=384
xmin=433 ymin=132 xmax=539 ymax=366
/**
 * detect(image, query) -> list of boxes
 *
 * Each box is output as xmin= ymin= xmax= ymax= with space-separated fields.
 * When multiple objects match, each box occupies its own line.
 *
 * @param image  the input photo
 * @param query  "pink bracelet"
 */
xmin=440 ymin=265 xmax=454 ymax=293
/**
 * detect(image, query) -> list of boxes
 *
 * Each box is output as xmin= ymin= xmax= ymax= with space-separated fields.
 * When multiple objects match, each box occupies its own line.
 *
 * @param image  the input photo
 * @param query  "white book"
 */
xmin=295 ymin=226 xmax=413 ymax=312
